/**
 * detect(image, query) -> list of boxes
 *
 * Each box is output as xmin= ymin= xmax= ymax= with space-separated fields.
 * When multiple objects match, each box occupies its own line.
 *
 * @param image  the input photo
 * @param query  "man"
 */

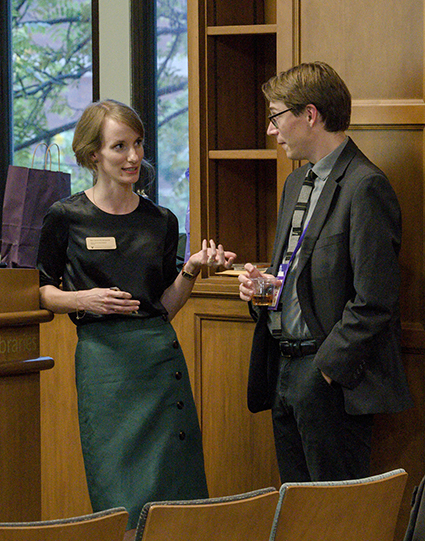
xmin=239 ymin=61 xmax=412 ymax=482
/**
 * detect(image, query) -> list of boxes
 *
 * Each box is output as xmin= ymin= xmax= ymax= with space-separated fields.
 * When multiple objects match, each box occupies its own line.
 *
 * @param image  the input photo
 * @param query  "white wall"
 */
xmin=98 ymin=0 xmax=131 ymax=103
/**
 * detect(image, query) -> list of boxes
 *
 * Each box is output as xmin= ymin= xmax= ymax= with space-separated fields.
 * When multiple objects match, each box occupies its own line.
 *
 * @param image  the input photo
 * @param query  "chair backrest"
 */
xmin=269 ymin=469 xmax=408 ymax=541
xmin=0 ymin=507 xmax=129 ymax=541
xmin=135 ymin=487 xmax=279 ymax=541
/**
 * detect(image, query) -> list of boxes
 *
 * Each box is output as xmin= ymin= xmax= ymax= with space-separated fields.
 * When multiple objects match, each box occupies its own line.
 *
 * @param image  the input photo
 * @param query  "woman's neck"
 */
xmin=86 ymin=183 xmax=139 ymax=215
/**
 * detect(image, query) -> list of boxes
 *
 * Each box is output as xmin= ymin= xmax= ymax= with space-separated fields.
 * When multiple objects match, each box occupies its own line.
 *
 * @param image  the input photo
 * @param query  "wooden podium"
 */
xmin=0 ymin=269 xmax=53 ymax=521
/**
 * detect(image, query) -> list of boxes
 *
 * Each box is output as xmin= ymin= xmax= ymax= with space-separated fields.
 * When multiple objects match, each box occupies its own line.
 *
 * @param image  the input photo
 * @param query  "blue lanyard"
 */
xmin=269 ymin=221 xmax=309 ymax=311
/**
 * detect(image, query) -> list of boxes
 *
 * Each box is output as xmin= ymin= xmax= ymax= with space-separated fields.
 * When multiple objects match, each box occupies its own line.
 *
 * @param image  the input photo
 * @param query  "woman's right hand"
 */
xmin=76 ymin=287 xmax=140 ymax=315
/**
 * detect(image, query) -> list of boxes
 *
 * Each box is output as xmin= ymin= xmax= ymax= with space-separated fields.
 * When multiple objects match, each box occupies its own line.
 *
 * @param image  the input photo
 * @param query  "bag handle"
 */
xmin=30 ymin=142 xmax=62 ymax=171
xmin=45 ymin=143 xmax=61 ymax=171
xmin=31 ymin=142 xmax=50 ymax=168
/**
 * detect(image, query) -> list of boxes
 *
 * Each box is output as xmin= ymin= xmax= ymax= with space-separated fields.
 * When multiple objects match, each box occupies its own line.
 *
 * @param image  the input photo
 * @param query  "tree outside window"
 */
xmin=156 ymin=0 xmax=189 ymax=233
xmin=12 ymin=0 xmax=93 ymax=191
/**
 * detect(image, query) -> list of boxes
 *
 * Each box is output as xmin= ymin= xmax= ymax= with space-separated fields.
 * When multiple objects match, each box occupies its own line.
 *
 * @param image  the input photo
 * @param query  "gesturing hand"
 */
xmin=185 ymin=239 xmax=236 ymax=275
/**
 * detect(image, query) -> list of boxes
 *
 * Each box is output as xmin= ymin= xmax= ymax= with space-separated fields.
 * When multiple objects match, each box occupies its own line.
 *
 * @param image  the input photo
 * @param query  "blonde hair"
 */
xmin=262 ymin=62 xmax=351 ymax=132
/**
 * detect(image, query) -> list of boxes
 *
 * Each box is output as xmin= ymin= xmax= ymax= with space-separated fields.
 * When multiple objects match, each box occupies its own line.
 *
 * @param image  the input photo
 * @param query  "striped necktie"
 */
xmin=267 ymin=168 xmax=317 ymax=338
xmin=283 ymin=168 xmax=316 ymax=264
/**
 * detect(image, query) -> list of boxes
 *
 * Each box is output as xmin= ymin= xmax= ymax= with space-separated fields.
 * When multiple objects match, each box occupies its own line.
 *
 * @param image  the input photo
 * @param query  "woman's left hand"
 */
xmin=162 ymin=240 xmax=236 ymax=321
xmin=185 ymin=239 xmax=236 ymax=274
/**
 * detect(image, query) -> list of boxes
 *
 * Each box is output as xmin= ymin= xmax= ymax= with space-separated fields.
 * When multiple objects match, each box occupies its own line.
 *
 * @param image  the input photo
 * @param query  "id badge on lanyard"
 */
xmin=268 ymin=263 xmax=288 ymax=310
xmin=268 ymin=221 xmax=310 ymax=311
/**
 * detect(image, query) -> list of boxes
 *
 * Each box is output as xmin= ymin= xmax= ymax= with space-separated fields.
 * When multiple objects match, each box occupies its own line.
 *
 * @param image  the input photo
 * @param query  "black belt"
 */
xmin=279 ymin=339 xmax=318 ymax=358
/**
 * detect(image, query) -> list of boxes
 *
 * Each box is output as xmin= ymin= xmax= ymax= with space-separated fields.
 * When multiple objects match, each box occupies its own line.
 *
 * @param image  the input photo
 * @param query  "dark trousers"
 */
xmin=272 ymin=354 xmax=373 ymax=483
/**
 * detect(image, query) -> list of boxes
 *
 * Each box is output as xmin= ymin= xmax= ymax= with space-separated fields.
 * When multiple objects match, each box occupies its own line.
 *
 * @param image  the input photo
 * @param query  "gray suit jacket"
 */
xmin=248 ymin=137 xmax=413 ymax=415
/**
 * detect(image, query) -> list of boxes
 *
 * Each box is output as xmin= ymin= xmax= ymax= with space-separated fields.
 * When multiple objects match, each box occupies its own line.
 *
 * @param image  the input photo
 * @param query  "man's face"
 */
xmin=267 ymin=101 xmax=313 ymax=161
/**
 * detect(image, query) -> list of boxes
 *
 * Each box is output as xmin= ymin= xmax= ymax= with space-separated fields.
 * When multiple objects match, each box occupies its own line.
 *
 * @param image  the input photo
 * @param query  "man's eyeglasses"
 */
xmin=268 ymin=108 xmax=292 ymax=128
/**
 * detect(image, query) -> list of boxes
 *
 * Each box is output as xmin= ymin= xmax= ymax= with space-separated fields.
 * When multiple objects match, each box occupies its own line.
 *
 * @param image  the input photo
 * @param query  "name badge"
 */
xmin=86 ymin=237 xmax=117 ymax=250
xmin=268 ymin=263 xmax=288 ymax=310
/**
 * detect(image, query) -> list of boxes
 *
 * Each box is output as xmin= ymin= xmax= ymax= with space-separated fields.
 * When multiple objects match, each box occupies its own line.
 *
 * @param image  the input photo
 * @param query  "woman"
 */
xmin=37 ymin=99 xmax=236 ymax=530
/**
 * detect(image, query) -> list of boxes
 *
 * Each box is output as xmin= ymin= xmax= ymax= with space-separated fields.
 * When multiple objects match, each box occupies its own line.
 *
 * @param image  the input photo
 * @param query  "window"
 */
xmin=11 ymin=0 xmax=94 ymax=192
xmin=0 ymin=0 xmax=14 ymax=226
xmin=156 ymin=0 xmax=189 ymax=233
xmin=2 ymin=0 xmax=189 ymax=235
xmin=132 ymin=0 xmax=189 ymax=235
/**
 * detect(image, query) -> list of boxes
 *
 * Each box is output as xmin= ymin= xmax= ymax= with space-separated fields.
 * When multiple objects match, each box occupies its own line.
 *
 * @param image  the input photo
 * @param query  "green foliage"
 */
xmin=12 ymin=0 xmax=93 ymax=189
xmin=156 ymin=0 xmax=189 ymax=229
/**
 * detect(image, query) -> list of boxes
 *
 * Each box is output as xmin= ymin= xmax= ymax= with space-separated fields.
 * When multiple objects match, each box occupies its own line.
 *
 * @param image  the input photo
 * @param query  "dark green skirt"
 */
xmin=75 ymin=316 xmax=208 ymax=529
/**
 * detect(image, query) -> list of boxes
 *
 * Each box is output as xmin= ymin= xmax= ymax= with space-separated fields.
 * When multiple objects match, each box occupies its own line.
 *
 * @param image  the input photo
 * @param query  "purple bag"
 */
xmin=1 ymin=143 xmax=71 ymax=268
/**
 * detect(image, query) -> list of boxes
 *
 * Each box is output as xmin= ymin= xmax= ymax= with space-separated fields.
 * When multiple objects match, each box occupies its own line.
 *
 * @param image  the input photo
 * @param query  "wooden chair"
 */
xmin=134 ymin=487 xmax=279 ymax=541
xmin=0 ymin=507 xmax=129 ymax=541
xmin=269 ymin=469 xmax=408 ymax=541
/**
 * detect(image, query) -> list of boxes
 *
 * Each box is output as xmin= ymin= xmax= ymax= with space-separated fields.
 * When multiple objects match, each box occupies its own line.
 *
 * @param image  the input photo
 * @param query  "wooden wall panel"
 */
xmin=172 ymin=294 xmax=280 ymax=497
xmin=348 ymin=128 xmax=424 ymax=329
xmin=0 ymin=373 xmax=42 ymax=521
xmin=300 ymin=0 xmax=423 ymax=101
xmin=199 ymin=316 xmax=279 ymax=495
xmin=39 ymin=315 xmax=92 ymax=519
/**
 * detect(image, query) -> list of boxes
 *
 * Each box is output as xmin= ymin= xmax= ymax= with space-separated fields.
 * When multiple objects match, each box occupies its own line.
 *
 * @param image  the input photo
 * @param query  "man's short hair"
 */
xmin=262 ymin=61 xmax=351 ymax=132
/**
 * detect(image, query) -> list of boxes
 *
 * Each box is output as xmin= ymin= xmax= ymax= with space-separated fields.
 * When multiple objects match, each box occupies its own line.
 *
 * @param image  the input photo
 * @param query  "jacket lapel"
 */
xmin=297 ymin=139 xmax=357 ymax=272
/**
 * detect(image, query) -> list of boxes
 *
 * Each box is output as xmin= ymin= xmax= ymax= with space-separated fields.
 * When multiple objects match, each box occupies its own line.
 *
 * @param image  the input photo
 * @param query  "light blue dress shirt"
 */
xmin=270 ymin=137 xmax=349 ymax=339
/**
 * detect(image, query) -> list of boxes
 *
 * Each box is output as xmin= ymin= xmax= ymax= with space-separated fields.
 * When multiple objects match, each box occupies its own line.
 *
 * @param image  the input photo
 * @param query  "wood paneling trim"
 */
xmin=209 ymin=149 xmax=277 ymax=159
xmin=352 ymin=100 xmax=425 ymax=125
xmin=192 ymin=275 xmax=242 ymax=297
xmin=0 ymin=356 xmax=54 ymax=377
xmin=187 ymin=0 xmax=205 ymax=255
xmin=0 ymin=310 xmax=53 ymax=327
xmin=207 ymin=24 xmax=277 ymax=34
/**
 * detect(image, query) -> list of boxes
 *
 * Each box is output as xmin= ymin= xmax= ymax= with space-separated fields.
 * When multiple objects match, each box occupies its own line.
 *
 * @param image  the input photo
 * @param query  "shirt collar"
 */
xmin=310 ymin=137 xmax=349 ymax=181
